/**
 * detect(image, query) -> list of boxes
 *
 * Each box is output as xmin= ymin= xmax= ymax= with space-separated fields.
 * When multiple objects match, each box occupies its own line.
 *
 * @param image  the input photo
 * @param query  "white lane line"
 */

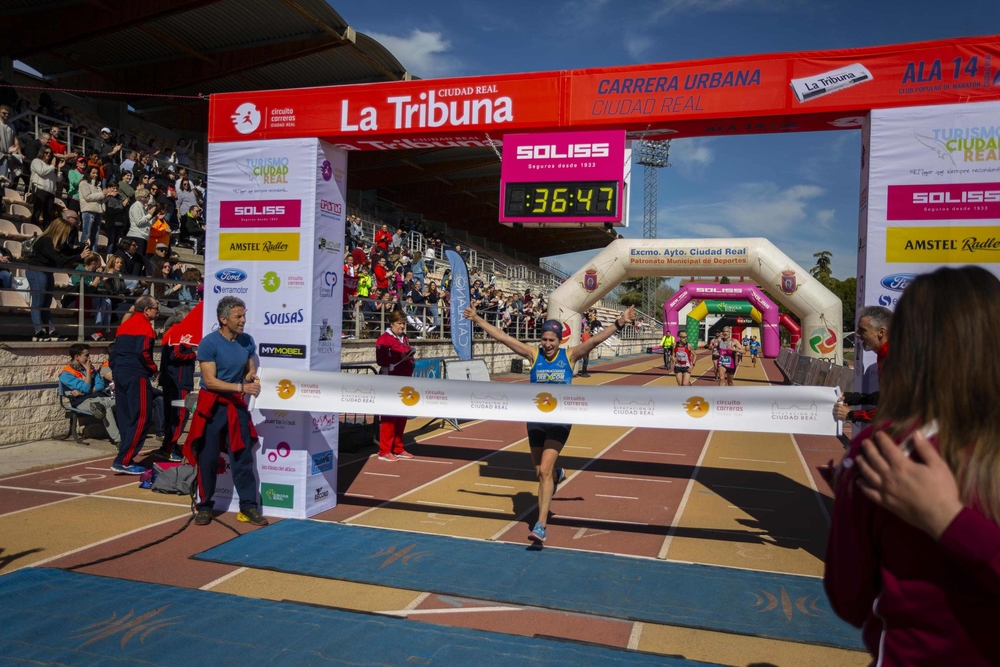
xmin=487 ymin=428 xmax=636 ymax=541
xmin=728 ymin=505 xmax=776 ymax=512
xmin=0 ymin=456 xmax=117 ymax=481
xmin=447 ymin=436 xmax=504 ymax=442
xmin=596 ymin=475 xmax=672 ymax=484
xmin=563 ymin=446 xmax=591 ymax=450
xmin=596 ymin=494 xmax=638 ymax=500
xmin=200 ymin=567 xmax=247 ymax=591
xmin=712 ymin=484 xmax=794 ymax=494
xmin=403 ymin=592 xmax=431 ymax=611
xmin=718 ymin=456 xmax=786 ymax=464
xmin=363 ymin=472 xmax=400 ymax=478
xmin=475 ymin=483 xmax=515 ymax=489
xmin=657 ymin=430 xmax=713 ymax=560
xmin=339 ymin=492 xmax=374 ymax=498
xmin=627 ymin=621 xmax=645 ymax=650
xmin=399 ymin=459 xmax=454 ymax=465
xmin=623 ymin=450 xmax=686 ymax=456
xmin=16 ymin=512 xmax=189 ymax=574
xmin=416 ymin=500 xmax=507 ymax=513
xmin=556 ymin=515 xmax=649 ymax=526
xmin=85 ymin=467 xmax=111 ymax=471
xmin=337 ymin=421 xmax=486 ymax=468
xmin=0 ymin=495 xmax=77 ymax=518
xmin=698 ymin=527 xmax=811 ymax=542
xmin=0 ymin=483 xmax=189 ymax=509
xmin=346 ymin=437 xmax=529 ymax=524
xmin=790 ymin=434 xmax=832 ymax=525
xmin=381 ymin=605 xmax=523 ymax=617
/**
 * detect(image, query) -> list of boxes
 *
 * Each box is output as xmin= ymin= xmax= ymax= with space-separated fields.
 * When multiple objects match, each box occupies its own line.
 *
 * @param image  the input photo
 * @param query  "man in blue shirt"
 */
xmin=59 ymin=343 xmax=119 ymax=445
xmin=749 ymin=335 xmax=762 ymax=368
xmin=185 ymin=296 xmax=267 ymax=527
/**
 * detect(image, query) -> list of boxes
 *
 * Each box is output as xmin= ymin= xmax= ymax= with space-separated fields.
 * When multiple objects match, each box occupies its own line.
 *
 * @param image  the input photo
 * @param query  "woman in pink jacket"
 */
xmin=824 ymin=265 xmax=1000 ymax=666
xmin=375 ymin=309 xmax=415 ymax=462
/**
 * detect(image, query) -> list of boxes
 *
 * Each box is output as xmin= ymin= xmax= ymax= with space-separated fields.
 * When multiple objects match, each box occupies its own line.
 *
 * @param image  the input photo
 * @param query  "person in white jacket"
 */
xmin=29 ymin=147 xmax=64 ymax=227
xmin=79 ymin=165 xmax=115 ymax=249
xmin=126 ymin=187 xmax=156 ymax=258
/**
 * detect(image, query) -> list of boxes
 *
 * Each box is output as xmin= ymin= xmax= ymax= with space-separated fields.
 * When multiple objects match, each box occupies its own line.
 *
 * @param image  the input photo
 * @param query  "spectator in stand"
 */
xmin=411 ymin=250 xmax=426 ymax=290
xmin=146 ymin=243 xmax=170 ymax=275
xmin=147 ymin=209 xmax=171 ymax=255
xmin=15 ymin=130 xmax=45 ymax=191
xmin=356 ymin=265 xmax=372 ymax=299
xmin=59 ymin=343 xmax=119 ymax=446
xmin=126 ymin=187 xmax=155 ymax=257
xmin=175 ymin=179 xmax=199 ymax=223
xmin=92 ymin=127 xmax=122 ymax=180
xmin=374 ymin=255 xmax=389 ymax=292
xmin=66 ymin=158 xmax=86 ymax=212
xmin=391 ymin=227 xmax=404 ymax=252
xmin=0 ymin=244 xmax=14 ymax=289
xmin=26 ymin=216 xmax=89 ymax=341
xmin=109 ymin=295 xmax=159 ymax=474
xmin=79 ymin=165 xmax=115 ymax=249
xmin=29 ymin=145 xmax=63 ymax=227
xmin=0 ymin=104 xmax=22 ymax=182
xmin=343 ymin=254 xmax=358 ymax=301
xmin=423 ymin=243 xmax=434 ymax=273
xmin=179 ymin=204 xmax=205 ymax=252
xmin=174 ymin=139 xmax=195 ymax=167
xmin=375 ymin=310 xmax=416 ymax=461
xmin=114 ymin=237 xmax=147 ymax=298
xmin=824 ymin=266 xmax=1000 ymax=666
xmin=374 ymin=223 xmax=392 ymax=257
xmin=100 ymin=254 xmax=128 ymax=324
xmin=423 ymin=281 xmax=441 ymax=333
xmin=106 ymin=171 xmax=133 ymax=255
xmin=120 ymin=150 xmax=137 ymax=176
xmin=176 ymin=267 xmax=201 ymax=308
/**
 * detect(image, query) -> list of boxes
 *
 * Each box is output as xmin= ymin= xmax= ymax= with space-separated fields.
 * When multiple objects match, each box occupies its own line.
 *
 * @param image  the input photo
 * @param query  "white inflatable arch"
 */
xmin=548 ymin=238 xmax=843 ymax=363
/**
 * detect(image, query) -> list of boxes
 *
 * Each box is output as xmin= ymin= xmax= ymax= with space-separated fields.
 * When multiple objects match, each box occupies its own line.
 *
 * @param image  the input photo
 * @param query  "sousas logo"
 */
xmin=264 ymin=307 xmax=305 ymax=325
xmin=515 ymin=142 xmax=610 ymax=159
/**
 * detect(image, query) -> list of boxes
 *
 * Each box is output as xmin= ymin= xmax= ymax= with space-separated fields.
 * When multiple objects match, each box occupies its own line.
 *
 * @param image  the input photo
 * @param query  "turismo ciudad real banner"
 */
xmin=254 ymin=368 xmax=841 ymax=437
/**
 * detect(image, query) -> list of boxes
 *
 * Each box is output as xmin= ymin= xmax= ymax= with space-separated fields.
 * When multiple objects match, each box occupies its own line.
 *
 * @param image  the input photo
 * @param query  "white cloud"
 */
xmin=653 ymin=0 xmax=796 ymax=19
xmin=660 ymin=182 xmax=824 ymax=237
xmin=668 ymin=137 xmax=715 ymax=176
xmin=816 ymin=208 xmax=836 ymax=229
xmin=624 ymin=35 xmax=654 ymax=60
xmin=365 ymin=29 xmax=458 ymax=79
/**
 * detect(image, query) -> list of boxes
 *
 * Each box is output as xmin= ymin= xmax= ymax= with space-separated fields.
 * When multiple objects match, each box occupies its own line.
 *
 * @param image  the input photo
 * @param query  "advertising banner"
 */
xmin=257 ymin=368 xmax=841 ymax=437
xmin=499 ymin=130 xmax=626 ymax=225
xmin=859 ymin=99 xmax=1000 ymax=386
xmin=205 ymin=138 xmax=345 ymax=518
xmin=209 ymin=36 xmax=1000 ymax=147
xmin=445 ymin=249 xmax=472 ymax=360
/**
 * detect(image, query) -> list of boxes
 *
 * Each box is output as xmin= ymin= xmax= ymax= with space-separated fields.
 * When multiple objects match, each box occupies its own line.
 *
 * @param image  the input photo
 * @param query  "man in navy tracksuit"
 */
xmin=109 ymin=295 xmax=159 ymax=474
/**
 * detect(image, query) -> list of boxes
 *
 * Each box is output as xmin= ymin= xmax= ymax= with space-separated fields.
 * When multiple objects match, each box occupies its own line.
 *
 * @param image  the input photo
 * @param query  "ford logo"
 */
xmin=216 ymin=269 xmax=247 ymax=283
xmin=880 ymin=273 xmax=916 ymax=292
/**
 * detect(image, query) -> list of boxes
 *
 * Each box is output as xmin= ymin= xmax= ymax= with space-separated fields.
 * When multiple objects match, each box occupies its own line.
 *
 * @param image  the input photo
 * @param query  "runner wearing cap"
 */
xmin=464 ymin=304 xmax=636 ymax=544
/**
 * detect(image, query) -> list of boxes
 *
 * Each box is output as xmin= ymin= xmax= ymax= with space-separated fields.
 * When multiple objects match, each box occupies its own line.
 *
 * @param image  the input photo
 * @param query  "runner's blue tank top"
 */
xmin=529 ymin=347 xmax=573 ymax=385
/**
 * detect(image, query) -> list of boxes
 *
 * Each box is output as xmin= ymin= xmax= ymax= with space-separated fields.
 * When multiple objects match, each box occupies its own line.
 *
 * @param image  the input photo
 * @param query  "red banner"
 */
xmin=209 ymin=35 xmax=1000 ymax=148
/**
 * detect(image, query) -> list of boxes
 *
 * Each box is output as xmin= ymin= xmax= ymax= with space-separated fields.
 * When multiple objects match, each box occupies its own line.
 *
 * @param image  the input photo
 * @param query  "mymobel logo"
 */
xmin=259 ymin=343 xmax=306 ymax=359
xmin=220 ymin=199 xmax=301 ymax=228
xmin=515 ymin=142 xmax=610 ymax=160
xmin=232 ymin=102 xmax=261 ymax=134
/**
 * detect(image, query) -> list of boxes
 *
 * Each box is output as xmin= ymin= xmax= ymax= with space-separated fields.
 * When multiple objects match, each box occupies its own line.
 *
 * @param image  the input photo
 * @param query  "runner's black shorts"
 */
xmin=527 ymin=422 xmax=573 ymax=448
xmin=674 ymin=365 xmax=691 ymax=374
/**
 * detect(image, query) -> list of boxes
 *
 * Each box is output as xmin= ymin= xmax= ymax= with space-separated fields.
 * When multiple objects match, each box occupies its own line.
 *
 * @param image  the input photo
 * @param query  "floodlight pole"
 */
xmin=635 ymin=140 xmax=671 ymax=317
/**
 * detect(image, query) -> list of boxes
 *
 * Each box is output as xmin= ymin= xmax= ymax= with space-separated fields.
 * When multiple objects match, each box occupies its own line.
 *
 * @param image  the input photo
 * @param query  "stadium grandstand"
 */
xmin=0 ymin=0 xmax=631 ymax=344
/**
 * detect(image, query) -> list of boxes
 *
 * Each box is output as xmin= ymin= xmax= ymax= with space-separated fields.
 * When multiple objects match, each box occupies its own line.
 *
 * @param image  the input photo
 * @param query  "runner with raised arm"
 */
xmin=464 ymin=305 xmax=637 ymax=544
xmin=717 ymin=326 xmax=748 ymax=387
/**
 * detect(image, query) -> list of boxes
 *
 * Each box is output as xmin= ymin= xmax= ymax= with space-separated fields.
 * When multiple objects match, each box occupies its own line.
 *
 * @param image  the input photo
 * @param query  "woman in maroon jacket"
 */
xmin=375 ymin=309 xmax=415 ymax=462
xmin=824 ymin=266 xmax=1000 ymax=666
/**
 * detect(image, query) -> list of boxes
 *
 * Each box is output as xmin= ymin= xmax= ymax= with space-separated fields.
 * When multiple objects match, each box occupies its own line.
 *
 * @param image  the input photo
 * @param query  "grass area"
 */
xmin=844 ymin=349 xmax=855 ymax=361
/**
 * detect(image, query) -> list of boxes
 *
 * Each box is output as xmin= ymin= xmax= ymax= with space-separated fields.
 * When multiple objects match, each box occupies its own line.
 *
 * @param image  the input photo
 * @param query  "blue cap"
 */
xmin=540 ymin=320 xmax=563 ymax=338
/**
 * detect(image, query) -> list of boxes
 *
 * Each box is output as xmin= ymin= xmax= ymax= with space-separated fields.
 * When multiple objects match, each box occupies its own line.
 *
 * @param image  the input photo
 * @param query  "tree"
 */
xmin=618 ymin=277 xmax=645 ymax=308
xmin=810 ymin=251 xmax=833 ymax=285
xmin=719 ymin=276 xmax=731 ymax=284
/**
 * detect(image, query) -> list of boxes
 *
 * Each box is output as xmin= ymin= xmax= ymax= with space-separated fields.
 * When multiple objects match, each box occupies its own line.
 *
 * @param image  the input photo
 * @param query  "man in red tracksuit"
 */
xmin=158 ymin=326 xmax=197 ymax=460
xmin=109 ymin=296 xmax=159 ymax=474
xmin=835 ymin=305 xmax=891 ymax=424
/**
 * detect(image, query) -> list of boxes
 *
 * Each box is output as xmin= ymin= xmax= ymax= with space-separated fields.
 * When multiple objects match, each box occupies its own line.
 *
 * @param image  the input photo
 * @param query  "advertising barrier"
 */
xmin=256 ymin=368 xmax=841 ymax=437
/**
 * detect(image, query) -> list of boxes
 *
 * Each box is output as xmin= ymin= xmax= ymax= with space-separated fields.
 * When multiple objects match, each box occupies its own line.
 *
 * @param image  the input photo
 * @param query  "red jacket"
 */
xmin=849 ymin=340 xmax=889 ymax=423
xmin=374 ymin=229 xmax=392 ymax=250
xmin=183 ymin=389 xmax=257 ymax=465
xmin=375 ymin=330 xmax=414 ymax=377
xmin=373 ymin=263 xmax=388 ymax=290
xmin=825 ymin=422 xmax=1000 ymax=666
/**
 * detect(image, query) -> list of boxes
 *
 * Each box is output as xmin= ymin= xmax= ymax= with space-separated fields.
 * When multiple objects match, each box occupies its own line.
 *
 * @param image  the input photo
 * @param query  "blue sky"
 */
xmin=338 ymin=0 xmax=1000 ymax=280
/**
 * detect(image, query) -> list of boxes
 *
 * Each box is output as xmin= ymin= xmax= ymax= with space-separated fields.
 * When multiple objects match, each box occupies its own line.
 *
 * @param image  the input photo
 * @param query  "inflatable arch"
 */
xmin=665 ymin=285 xmax=777 ymax=357
xmin=547 ymin=238 xmax=843 ymax=363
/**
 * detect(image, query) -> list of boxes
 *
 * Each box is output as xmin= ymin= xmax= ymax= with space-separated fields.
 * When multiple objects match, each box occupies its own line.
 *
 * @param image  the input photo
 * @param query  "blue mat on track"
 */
xmin=0 ymin=568 xmax=712 ymax=667
xmin=193 ymin=520 xmax=864 ymax=650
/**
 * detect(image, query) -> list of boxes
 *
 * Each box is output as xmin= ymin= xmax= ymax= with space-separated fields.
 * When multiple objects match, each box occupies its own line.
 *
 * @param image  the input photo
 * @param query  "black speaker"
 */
xmin=511 ymin=358 xmax=524 ymax=374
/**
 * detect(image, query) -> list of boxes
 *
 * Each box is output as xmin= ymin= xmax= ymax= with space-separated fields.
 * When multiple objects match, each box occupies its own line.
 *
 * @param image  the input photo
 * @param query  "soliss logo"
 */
xmin=515 ymin=143 xmax=610 ymax=159
xmin=912 ymin=190 xmax=1000 ymax=203
xmin=234 ymin=205 xmax=286 ymax=215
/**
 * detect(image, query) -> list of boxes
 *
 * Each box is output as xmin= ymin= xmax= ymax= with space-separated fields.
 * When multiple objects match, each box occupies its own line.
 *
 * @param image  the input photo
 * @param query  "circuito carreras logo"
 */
xmin=276 ymin=379 xmax=296 ymax=400
xmin=682 ymin=396 xmax=710 ymax=418
xmin=533 ymin=392 xmax=558 ymax=413
xmin=398 ymin=386 xmax=421 ymax=407
xmin=231 ymin=102 xmax=261 ymax=134
xmin=261 ymin=271 xmax=281 ymax=293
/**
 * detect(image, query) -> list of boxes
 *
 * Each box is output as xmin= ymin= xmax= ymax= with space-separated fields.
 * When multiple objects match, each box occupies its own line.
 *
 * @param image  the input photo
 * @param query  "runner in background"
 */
xmin=464 ymin=304 xmax=636 ymax=544
xmin=577 ymin=313 xmax=592 ymax=378
xmin=749 ymin=336 xmax=761 ymax=368
xmin=673 ymin=330 xmax=694 ymax=386
xmin=709 ymin=333 xmax=721 ymax=381
xmin=717 ymin=326 xmax=747 ymax=387
xmin=660 ymin=329 xmax=675 ymax=370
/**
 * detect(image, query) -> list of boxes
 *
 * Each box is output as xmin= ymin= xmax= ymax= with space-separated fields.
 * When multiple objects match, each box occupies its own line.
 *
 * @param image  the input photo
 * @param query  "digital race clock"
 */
xmin=499 ymin=130 xmax=627 ymax=226
xmin=503 ymin=181 xmax=618 ymax=218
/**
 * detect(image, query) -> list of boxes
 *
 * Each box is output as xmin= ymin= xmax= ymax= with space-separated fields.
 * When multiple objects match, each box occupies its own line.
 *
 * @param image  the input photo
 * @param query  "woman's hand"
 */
xmin=463 ymin=306 xmax=479 ymax=322
xmin=854 ymin=430 xmax=964 ymax=540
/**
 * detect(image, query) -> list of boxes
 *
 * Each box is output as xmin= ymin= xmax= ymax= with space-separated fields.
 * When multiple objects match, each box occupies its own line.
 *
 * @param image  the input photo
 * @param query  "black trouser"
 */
xmin=580 ymin=354 xmax=589 ymax=374
xmin=663 ymin=348 xmax=672 ymax=367
xmin=30 ymin=189 xmax=56 ymax=228
xmin=114 ymin=374 xmax=152 ymax=466
xmin=195 ymin=403 xmax=258 ymax=512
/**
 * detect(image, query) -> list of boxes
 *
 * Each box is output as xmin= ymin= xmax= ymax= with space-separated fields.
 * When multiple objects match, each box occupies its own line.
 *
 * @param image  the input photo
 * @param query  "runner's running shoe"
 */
xmin=378 ymin=453 xmax=399 ymax=462
xmin=237 ymin=508 xmax=269 ymax=526
xmin=554 ymin=467 xmax=566 ymax=490
xmin=110 ymin=463 xmax=145 ymax=475
xmin=528 ymin=522 xmax=547 ymax=543
xmin=195 ymin=510 xmax=212 ymax=526
xmin=395 ymin=451 xmax=414 ymax=459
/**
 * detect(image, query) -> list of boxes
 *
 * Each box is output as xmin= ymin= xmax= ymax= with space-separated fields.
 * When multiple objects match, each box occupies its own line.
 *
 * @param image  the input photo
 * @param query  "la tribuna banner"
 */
xmin=208 ymin=35 xmax=1000 ymax=148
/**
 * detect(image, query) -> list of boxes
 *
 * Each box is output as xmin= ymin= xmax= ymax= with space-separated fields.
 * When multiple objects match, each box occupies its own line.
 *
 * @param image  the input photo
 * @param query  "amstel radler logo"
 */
xmin=399 ymin=386 xmax=421 ymax=406
xmin=276 ymin=379 xmax=296 ymax=400
xmin=683 ymin=396 xmax=710 ymax=418
xmin=534 ymin=392 xmax=558 ymax=413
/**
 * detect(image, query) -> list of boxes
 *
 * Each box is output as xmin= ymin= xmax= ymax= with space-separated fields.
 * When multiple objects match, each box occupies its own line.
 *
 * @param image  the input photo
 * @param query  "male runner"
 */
xmin=673 ymin=330 xmax=695 ymax=386
xmin=464 ymin=305 xmax=637 ymax=544
xmin=660 ymin=329 xmax=675 ymax=369
xmin=717 ymin=326 xmax=747 ymax=386
xmin=749 ymin=336 xmax=761 ymax=367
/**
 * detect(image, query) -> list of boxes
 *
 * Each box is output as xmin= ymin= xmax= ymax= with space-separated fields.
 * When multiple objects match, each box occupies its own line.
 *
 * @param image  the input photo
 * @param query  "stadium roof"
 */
xmin=1 ymin=0 xmax=616 ymax=259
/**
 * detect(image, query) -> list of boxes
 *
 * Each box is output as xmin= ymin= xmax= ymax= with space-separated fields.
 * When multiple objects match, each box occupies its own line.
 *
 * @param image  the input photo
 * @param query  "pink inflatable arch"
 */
xmin=663 ymin=283 xmax=779 ymax=358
